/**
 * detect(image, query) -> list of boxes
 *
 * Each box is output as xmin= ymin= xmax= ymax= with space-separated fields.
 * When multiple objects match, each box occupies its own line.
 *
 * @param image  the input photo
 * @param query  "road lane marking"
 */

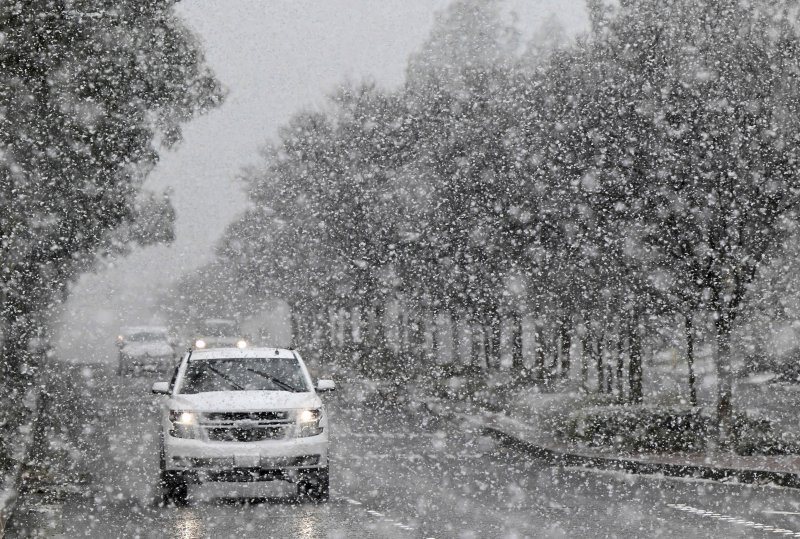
xmin=765 ymin=511 xmax=800 ymax=516
xmin=667 ymin=503 xmax=800 ymax=536
xmin=355 ymin=504 xmax=417 ymax=532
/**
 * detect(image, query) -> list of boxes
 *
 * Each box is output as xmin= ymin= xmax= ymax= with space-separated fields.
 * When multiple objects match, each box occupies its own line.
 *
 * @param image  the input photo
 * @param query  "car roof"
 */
xmin=187 ymin=347 xmax=297 ymax=360
xmin=121 ymin=326 xmax=168 ymax=335
xmin=201 ymin=318 xmax=237 ymax=326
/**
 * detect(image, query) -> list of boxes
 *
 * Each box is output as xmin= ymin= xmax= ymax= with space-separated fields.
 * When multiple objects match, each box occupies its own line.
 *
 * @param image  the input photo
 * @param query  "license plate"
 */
xmin=235 ymin=455 xmax=260 ymax=468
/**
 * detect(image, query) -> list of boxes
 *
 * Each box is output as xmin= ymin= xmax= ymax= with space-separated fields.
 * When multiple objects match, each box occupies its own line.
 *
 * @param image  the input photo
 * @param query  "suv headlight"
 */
xmin=297 ymin=409 xmax=323 ymax=437
xmin=169 ymin=410 xmax=199 ymax=439
xmin=194 ymin=339 xmax=206 ymax=349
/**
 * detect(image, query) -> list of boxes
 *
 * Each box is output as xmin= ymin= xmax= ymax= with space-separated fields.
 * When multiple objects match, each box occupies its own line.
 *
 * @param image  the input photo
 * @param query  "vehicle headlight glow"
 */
xmin=194 ymin=339 xmax=206 ymax=349
xmin=297 ymin=409 xmax=323 ymax=437
xmin=236 ymin=339 xmax=247 ymax=349
xmin=169 ymin=410 xmax=198 ymax=439
xmin=299 ymin=409 xmax=319 ymax=423
xmin=170 ymin=411 xmax=196 ymax=425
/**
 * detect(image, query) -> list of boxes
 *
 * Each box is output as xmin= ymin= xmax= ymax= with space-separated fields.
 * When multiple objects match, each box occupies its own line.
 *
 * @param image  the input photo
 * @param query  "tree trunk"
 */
xmin=483 ymin=320 xmax=494 ymax=370
xmin=394 ymin=298 xmax=410 ymax=382
xmin=469 ymin=313 xmax=482 ymax=373
xmin=352 ymin=305 xmax=363 ymax=346
xmin=397 ymin=302 xmax=408 ymax=361
xmin=321 ymin=308 xmax=336 ymax=363
xmin=593 ymin=329 xmax=604 ymax=393
xmin=374 ymin=298 xmax=388 ymax=352
xmin=580 ymin=326 xmax=589 ymax=392
xmin=451 ymin=309 xmax=461 ymax=373
xmin=534 ymin=322 xmax=545 ymax=382
xmin=685 ymin=312 xmax=697 ymax=407
xmin=306 ymin=308 xmax=319 ymax=357
xmin=559 ymin=314 xmax=571 ymax=379
xmin=715 ymin=312 xmax=733 ymax=443
xmin=290 ymin=307 xmax=300 ymax=350
xmin=603 ymin=334 xmax=614 ymax=394
xmin=413 ymin=305 xmax=427 ymax=367
xmin=326 ymin=306 xmax=337 ymax=351
xmin=628 ymin=312 xmax=643 ymax=404
xmin=488 ymin=307 xmax=502 ymax=370
xmin=615 ymin=328 xmax=625 ymax=402
xmin=364 ymin=303 xmax=377 ymax=349
xmin=549 ymin=327 xmax=560 ymax=379
xmin=430 ymin=310 xmax=440 ymax=365
xmin=510 ymin=308 xmax=524 ymax=380
xmin=374 ymin=297 xmax=391 ymax=378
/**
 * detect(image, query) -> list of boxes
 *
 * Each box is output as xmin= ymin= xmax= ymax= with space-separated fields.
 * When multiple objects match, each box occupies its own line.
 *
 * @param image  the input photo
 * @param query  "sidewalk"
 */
xmin=416 ymin=361 xmax=800 ymax=490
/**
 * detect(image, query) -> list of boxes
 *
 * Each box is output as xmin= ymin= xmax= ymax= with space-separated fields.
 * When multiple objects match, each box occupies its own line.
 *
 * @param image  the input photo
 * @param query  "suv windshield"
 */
xmin=178 ymin=357 xmax=308 ymax=394
xmin=127 ymin=332 xmax=167 ymax=343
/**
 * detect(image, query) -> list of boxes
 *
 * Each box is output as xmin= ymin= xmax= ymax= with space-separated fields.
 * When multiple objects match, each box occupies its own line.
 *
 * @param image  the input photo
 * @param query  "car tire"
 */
xmin=160 ymin=471 xmax=188 ymax=506
xmin=159 ymin=443 xmax=188 ymax=506
xmin=297 ymin=467 xmax=329 ymax=503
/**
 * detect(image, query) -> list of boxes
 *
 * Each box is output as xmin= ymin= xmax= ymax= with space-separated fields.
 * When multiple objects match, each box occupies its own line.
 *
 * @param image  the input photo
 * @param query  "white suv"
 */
xmin=151 ymin=347 xmax=334 ymax=504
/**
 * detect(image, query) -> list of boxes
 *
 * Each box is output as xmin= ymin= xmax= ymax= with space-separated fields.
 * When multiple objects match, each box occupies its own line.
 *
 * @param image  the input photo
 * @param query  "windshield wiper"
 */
xmin=244 ymin=368 xmax=301 ymax=392
xmin=205 ymin=365 xmax=245 ymax=390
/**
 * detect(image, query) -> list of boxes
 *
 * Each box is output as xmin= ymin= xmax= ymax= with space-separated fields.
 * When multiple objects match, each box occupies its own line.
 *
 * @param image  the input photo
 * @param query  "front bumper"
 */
xmin=163 ymin=433 xmax=329 ymax=481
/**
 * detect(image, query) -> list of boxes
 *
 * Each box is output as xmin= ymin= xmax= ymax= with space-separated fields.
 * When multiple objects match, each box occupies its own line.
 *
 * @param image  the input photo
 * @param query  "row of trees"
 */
xmin=176 ymin=0 xmax=800 ymax=437
xmin=1 ymin=1 xmax=222 ymax=419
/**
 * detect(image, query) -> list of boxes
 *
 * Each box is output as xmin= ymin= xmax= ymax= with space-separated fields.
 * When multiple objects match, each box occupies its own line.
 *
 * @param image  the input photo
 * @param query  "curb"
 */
xmin=483 ymin=426 xmax=800 ymax=490
xmin=0 ymin=390 xmax=42 ymax=538
xmin=417 ymin=392 xmax=800 ymax=491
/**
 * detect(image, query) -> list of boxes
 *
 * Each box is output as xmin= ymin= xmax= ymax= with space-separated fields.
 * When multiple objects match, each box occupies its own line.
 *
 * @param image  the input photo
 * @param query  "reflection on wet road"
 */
xmin=6 ymin=361 xmax=800 ymax=538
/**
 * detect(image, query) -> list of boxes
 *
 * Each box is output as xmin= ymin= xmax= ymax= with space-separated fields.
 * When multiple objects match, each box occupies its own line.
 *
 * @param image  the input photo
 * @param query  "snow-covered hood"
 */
xmin=201 ymin=337 xmax=242 ymax=346
xmin=122 ymin=342 xmax=173 ymax=357
xmin=169 ymin=390 xmax=321 ymax=413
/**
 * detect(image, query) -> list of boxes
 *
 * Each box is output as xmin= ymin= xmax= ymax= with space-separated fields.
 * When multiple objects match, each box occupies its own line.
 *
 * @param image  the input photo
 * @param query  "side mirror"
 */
xmin=151 ymin=381 xmax=170 ymax=395
xmin=316 ymin=379 xmax=335 ymax=393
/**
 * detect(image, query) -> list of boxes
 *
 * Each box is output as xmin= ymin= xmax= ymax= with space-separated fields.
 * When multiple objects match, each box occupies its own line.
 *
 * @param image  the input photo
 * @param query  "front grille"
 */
xmin=205 ymin=426 xmax=288 ymax=442
xmin=197 ymin=410 xmax=294 ymax=442
xmin=203 ymin=411 xmax=289 ymax=422
xmin=206 ymin=469 xmax=288 ymax=482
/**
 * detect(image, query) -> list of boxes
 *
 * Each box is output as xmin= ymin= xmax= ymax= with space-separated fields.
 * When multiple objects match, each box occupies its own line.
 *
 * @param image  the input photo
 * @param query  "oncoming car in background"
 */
xmin=151 ymin=347 xmax=335 ymax=504
xmin=116 ymin=326 xmax=176 ymax=375
xmin=191 ymin=318 xmax=248 ymax=350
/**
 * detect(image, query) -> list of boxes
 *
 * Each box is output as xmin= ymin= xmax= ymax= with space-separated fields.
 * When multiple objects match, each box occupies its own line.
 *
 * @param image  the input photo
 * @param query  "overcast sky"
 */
xmin=55 ymin=0 xmax=589 ymax=360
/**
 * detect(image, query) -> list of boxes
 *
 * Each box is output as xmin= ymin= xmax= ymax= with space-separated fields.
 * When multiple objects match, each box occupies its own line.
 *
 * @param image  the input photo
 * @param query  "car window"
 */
xmin=127 ymin=332 xmax=167 ymax=343
xmin=178 ymin=357 xmax=309 ymax=394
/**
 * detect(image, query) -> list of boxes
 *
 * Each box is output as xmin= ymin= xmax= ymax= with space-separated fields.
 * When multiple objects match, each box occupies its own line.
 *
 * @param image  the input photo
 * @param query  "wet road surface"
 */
xmin=6 ymin=360 xmax=800 ymax=538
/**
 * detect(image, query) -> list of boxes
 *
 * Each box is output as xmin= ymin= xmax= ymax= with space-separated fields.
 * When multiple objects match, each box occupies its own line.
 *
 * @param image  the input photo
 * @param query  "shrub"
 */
xmin=731 ymin=412 xmax=800 ymax=455
xmin=560 ymin=405 xmax=800 ymax=455
xmin=560 ymin=405 xmax=709 ymax=453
